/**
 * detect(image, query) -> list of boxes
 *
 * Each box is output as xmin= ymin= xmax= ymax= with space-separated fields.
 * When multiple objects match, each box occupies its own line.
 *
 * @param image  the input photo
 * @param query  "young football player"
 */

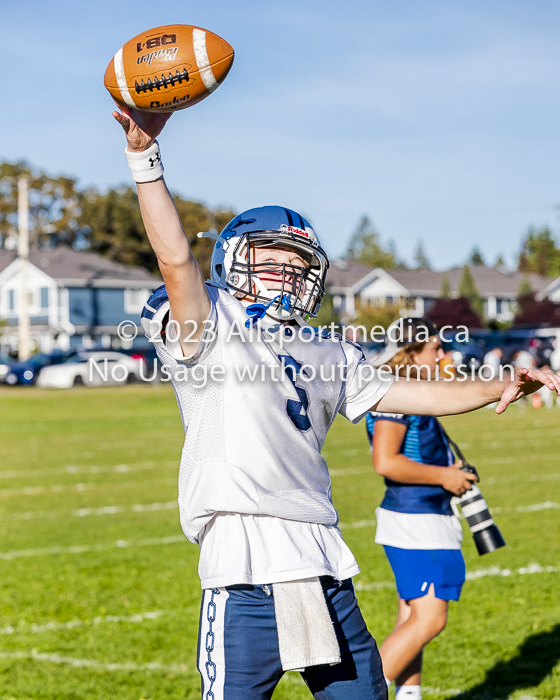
xmin=366 ymin=318 xmax=473 ymax=700
xmin=112 ymin=107 xmax=560 ymax=700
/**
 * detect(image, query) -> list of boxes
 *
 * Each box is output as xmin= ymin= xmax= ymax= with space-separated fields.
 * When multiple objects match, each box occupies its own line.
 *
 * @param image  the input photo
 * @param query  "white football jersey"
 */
xmin=142 ymin=283 xmax=393 ymax=544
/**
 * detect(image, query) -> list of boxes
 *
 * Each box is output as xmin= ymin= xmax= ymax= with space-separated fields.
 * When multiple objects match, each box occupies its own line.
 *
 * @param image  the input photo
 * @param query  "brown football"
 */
xmin=104 ymin=24 xmax=234 ymax=113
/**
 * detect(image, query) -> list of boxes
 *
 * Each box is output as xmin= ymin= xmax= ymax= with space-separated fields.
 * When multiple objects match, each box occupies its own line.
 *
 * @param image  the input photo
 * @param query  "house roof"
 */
xmin=327 ymin=261 xmax=552 ymax=299
xmin=0 ymin=247 xmax=160 ymax=288
xmin=326 ymin=260 xmax=377 ymax=292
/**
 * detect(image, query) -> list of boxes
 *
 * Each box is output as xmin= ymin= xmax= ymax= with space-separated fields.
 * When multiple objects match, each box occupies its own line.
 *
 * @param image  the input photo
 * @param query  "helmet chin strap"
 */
xmin=245 ymin=294 xmax=292 ymax=328
xmin=201 ymin=237 xmax=311 ymax=328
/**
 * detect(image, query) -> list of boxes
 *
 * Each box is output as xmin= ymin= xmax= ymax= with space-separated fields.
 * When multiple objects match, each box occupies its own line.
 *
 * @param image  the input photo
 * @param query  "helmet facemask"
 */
xmin=225 ymin=231 xmax=328 ymax=322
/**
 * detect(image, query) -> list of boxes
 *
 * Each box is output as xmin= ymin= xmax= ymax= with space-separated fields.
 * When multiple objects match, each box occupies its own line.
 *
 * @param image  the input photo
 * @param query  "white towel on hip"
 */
xmin=272 ymin=577 xmax=341 ymax=672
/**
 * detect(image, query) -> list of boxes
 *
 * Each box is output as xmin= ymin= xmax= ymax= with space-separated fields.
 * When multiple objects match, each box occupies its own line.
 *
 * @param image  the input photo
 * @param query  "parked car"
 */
xmin=1 ymin=350 xmax=76 ymax=386
xmin=469 ymin=330 xmax=555 ymax=368
xmin=0 ymin=354 xmax=16 ymax=383
xmin=37 ymin=351 xmax=143 ymax=389
xmin=440 ymin=336 xmax=486 ymax=370
xmin=119 ymin=344 xmax=162 ymax=382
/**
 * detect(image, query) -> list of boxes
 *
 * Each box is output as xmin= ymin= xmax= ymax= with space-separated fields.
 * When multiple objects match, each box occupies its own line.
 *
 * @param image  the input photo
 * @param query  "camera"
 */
xmin=455 ymin=464 xmax=506 ymax=556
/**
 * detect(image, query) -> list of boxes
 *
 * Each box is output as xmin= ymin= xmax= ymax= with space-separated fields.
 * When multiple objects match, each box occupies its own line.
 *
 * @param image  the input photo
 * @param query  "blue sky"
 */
xmin=3 ymin=0 xmax=560 ymax=268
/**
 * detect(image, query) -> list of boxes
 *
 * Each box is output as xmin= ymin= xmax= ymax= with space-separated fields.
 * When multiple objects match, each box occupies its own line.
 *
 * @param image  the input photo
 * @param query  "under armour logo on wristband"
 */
xmin=125 ymin=140 xmax=164 ymax=183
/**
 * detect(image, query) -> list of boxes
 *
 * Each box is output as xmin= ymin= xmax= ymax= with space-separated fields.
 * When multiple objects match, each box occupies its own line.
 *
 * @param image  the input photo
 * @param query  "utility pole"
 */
xmin=18 ymin=175 xmax=31 ymax=361
xmin=554 ymin=205 xmax=560 ymax=238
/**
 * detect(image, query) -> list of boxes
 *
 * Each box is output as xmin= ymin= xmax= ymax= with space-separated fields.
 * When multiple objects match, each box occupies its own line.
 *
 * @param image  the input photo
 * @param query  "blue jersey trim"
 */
xmin=366 ymin=411 xmax=454 ymax=516
xmin=142 ymin=284 xmax=168 ymax=321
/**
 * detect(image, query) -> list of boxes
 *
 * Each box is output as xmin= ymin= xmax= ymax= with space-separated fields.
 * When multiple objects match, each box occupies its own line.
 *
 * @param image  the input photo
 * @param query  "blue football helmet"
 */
xmin=199 ymin=206 xmax=329 ymax=323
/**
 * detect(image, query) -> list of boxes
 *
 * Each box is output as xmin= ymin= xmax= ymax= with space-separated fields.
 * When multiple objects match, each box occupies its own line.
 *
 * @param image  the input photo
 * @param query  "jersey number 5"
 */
xmin=279 ymin=355 xmax=311 ymax=432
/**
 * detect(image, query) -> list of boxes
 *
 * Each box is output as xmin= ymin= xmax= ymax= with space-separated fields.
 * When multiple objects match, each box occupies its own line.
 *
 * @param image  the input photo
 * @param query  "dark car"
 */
xmin=2 ymin=350 xmax=77 ymax=386
xmin=119 ymin=344 xmax=162 ymax=382
xmin=0 ymin=354 xmax=16 ymax=383
xmin=440 ymin=335 xmax=486 ymax=370
xmin=469 ymin=330 xmax=555 ymax=368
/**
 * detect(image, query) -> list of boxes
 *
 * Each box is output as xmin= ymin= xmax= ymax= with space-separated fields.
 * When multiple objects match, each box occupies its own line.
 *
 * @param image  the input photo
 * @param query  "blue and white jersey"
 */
xmin=142 ymin=283 xmax=394 ymax=548
xmin=366 ymin=412 xmax=454 ymax=516
xmin=366 ymin=411 xmax=463 ymax=550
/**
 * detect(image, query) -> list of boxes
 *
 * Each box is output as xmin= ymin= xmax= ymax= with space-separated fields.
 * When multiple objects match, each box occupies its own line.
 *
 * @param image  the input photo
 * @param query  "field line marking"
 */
xmin=339 ymin=501 xmax=559 ymax=530
xmin=329 ymin=468 xmax=369 ymax=476
xmin=2 ymin=495 xmax=556 ymax=531
xmin=0 ymin=478 xmax=175 ymax=498
xmin=0 ymin=535 xmax=186 ymax=560
xmin=421 ymin=687 xmax=462 ymax=696
xmin=465 ymin=562 xmax=559 ymax=580
xmin=354 ymin=581 xmax=394 ymax=591
xmin=492 ymin=501 xmax=559 ymax=514
xmin=4 ymin=501 xmax=178 ymax=522
xmin=486 ymin=471 xmax=560 ymax=484
xmin=0 ymin=461 xmax=176 ymax=481
xmin=0 ymin=611 xmax=164 ymax=636
xmin=339 ymin=519 xmax=377 ymax=529
xmin=355 ymin=561 xmax=559 ymax=591
xmin=0 ymin=649 xmax=188 ymax=674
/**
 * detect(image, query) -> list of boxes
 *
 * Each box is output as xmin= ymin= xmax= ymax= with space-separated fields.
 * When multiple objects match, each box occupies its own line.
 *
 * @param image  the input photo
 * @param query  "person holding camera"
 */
xmin=366 ymin=318 xmax=476 ymax=700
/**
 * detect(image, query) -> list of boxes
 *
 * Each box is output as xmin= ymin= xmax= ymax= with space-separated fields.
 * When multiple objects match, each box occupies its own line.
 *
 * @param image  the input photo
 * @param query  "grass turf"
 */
xmin=0 ymin=385 xmax=559 ymax=699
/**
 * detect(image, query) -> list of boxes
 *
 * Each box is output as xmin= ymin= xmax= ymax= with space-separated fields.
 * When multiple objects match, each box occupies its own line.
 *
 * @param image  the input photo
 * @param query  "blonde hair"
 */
xmin=385 ymin=340 xmax=429 ymax=378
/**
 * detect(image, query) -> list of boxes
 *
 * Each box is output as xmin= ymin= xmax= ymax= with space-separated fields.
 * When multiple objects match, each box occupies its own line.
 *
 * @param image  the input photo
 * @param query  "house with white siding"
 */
xmin=327 ymin=261 xmax=553 ymax=322
xmin=0 ymin=248 xmax=159 ymax=354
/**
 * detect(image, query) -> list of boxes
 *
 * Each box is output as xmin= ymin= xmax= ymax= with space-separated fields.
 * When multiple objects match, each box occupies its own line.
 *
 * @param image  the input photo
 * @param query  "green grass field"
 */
xmin=0 ymin=385 xmax=559 ymax=700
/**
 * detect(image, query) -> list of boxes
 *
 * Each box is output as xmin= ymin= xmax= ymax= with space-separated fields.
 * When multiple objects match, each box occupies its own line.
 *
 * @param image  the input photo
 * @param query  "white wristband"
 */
xmin=125 ymin=140 xmax=164 ymax=183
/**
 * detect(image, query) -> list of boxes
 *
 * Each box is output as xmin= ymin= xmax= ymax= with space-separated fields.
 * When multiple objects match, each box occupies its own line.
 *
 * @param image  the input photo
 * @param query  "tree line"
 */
xmin=3 ymin=158 xmax=559 ymax=280
xmin=0 ymin=160 xmax=235 ymax=279
xmin=345 ymin=214 xmax=560 ymax=277
xmin=343 ymin=216 xmax=560 ymax=330
xmin=2 ymin=158 xmax=559 ymax=329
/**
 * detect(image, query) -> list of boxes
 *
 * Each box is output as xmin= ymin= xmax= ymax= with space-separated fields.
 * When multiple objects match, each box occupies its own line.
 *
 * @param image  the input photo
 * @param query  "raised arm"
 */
xmin=113 ymin=107 xmax=210 ymax=353
xmin=375 ymin=367 xmax=560 ymax=416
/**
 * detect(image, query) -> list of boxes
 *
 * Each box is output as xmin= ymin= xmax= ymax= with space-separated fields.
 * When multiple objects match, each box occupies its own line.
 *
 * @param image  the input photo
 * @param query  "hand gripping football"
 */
xmin=104 ymin=24 xmax=234 ymax=113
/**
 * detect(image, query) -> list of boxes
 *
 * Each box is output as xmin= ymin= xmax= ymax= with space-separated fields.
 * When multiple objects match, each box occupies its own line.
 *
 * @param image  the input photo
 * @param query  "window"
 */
xmin=8 ymin=290 xmax=15 ymax=311
xmin=424 ymin=298 xmax=436 ymax=312
xmin=41 ymin=287 xmax=49 ymax=308
xmin=404 ymin=297 xmax=416 ymax=311
xmin=124 ymin=288 xmax=151 ymax=314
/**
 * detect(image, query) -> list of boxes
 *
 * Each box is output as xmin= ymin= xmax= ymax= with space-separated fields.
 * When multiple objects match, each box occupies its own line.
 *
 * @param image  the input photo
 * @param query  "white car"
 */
xmin=37 ymin=351 xmax=144 ymax=389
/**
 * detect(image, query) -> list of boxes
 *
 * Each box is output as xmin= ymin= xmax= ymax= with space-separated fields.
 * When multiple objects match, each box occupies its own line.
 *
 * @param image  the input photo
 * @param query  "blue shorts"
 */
xmin=197 ymin=577 xmax=387 ymax=700
xmin=383 ymin=546 xmax=466 ymax=602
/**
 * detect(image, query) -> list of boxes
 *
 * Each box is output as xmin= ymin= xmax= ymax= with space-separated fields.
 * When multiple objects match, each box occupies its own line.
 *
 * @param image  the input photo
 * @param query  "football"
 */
xmin=104 ymin=24 xmax=234 ymax=113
